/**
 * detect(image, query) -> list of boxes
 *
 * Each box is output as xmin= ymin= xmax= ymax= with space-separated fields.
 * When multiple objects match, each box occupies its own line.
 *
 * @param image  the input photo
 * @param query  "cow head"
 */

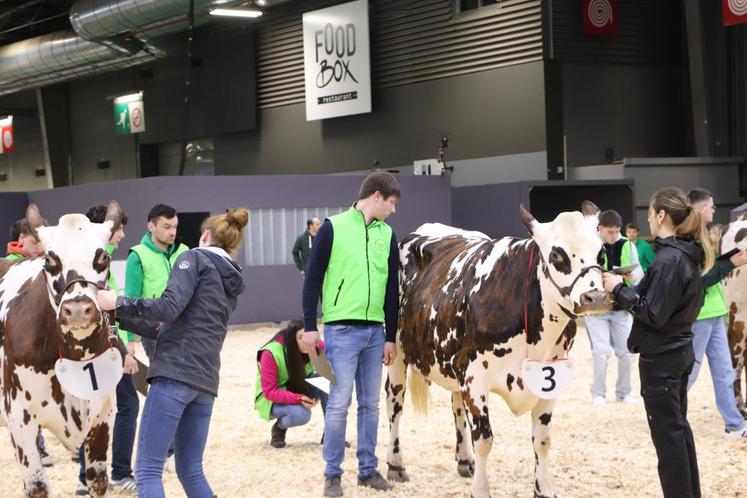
xmin=35 ymin=201 xmax=122 ymax=341
xmin=521 ymin=201 xmax=611 ymax=315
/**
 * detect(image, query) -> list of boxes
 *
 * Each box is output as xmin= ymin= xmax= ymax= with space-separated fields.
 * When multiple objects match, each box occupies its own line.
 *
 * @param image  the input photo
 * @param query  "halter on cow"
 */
xmin=0 ymin=201 xmax=124 ymax=498
xmin=386 ymin=201 xmax=611 ymax=498
xmin=720 ymin=214 xmax=747 ymax=418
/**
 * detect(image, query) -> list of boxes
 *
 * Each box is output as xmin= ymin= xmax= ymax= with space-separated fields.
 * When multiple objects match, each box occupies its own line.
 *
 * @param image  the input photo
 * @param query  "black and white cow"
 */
xmin=386 ymin=202 xmax=611 ymax=498
xmin=0 ymin=202 xmax=123 ymax=498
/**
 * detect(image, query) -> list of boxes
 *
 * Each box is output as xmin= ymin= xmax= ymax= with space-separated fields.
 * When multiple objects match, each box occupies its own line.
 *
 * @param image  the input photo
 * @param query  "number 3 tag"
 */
xmin=521 ymin=358 xmax=575 ymax=400
xmin=54 ymin=348 xmax=123 ymax=401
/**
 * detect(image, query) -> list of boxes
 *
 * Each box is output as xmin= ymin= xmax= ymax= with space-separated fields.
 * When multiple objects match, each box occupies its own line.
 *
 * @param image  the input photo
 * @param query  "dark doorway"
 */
xmin=176 ymin=211 xmax=211 ymax=249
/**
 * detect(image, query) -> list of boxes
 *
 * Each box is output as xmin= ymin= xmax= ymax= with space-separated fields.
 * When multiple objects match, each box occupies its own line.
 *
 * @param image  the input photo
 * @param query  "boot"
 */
xmin=271 ymin=421 xmax=287 ymax=448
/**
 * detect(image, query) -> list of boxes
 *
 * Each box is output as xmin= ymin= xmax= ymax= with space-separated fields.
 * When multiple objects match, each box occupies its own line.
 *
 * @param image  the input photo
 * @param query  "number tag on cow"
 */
xmin=54 ymin=348 xmax=123 ymax=400
xmin=521 ymin=358 xmax=574 ymax=400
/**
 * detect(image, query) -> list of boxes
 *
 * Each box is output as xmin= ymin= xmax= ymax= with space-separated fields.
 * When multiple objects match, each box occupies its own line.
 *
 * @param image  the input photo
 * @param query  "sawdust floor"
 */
xmin=0 ymin=323 xmax=745 ymax=497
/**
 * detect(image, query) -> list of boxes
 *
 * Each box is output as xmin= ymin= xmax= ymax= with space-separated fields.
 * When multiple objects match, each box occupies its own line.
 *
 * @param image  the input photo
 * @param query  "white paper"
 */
xmin=306 ymin=376 xmax=331 ymax=394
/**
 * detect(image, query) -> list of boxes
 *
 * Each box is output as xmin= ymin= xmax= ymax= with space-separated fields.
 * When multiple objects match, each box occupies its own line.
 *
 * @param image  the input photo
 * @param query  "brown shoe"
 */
xmin=271 ymin=421 xmax=287 ymax=448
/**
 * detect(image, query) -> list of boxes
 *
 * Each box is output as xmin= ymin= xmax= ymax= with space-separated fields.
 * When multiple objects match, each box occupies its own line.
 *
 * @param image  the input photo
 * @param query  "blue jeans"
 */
xmin=586 ymin=310 xmax=635 ymax=399
xmin=79 ymin=374 xmax=139 ymax=483
xmin=270 ymin=379 xmax=328 ymax=429
xmin=136 ymin=377 xmax=215 ymax=498
xmin=323 ymin=323 xmax=385 ymax=479
xmin=688 ymin=316 xmax=745 ymax=432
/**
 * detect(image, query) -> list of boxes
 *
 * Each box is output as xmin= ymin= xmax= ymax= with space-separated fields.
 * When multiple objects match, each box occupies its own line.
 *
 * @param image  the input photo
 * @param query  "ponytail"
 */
xmin=650 ymin=187 xmax=714 ymax=274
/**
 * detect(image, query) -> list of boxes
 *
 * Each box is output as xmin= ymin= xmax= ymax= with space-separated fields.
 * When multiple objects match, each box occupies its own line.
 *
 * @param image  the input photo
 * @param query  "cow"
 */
xmin=0 ymin=201 xmax=123 ymax=498
xmin=385 ymin=202 xmax=612 ymax=498
xmin=720 ymin=214 xmax=747 ymax=418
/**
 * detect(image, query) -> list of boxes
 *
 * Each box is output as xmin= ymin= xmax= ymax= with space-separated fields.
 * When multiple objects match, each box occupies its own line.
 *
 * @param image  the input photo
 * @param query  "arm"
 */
xmin=613 ymin=262 xmax=685 ymax=329
xmin=259 ymin=350 xmax=303 ymax=405
xmin=291 ymin=236 xmax=304 ymax=271
xmin=116 ymin=251 xmax=198 ymax=323
xmin=701 ymin=259 xmax=735 ymax=288
xmin=302 ymin=221 xmax=332 ymax=332
xmin=384 ymin=233 xmax=399 ymax=343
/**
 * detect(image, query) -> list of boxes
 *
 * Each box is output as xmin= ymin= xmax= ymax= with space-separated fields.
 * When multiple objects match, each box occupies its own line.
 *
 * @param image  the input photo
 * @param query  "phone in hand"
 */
xmin=611 ymin=264 xmax=639 ymax=275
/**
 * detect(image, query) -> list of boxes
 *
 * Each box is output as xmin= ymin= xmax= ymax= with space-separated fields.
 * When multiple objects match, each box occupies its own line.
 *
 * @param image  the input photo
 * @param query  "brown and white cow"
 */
xmin=386 ymin=202 xmax=611 ymax=498
xmin=721 ymin=214 xmax=747 ymax=418
xmin=0 ymin=202 xmax=123 ymax=498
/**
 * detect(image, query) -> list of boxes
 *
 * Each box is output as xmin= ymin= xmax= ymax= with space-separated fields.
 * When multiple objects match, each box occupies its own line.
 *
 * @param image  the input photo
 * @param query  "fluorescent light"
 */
xmin=113 ymin=91 xmax=143 ymax=104
xmin=210 ymin=8 xmax=262 ymax=18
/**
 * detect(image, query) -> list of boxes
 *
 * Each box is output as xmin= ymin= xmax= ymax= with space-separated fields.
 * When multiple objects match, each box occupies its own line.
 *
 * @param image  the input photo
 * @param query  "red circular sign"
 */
xmin=131 ymin=107 xmax=142 ymax=128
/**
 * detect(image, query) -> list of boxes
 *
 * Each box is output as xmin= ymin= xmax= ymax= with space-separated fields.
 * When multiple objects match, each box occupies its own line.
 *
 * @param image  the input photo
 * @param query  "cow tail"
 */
xmin=408 ymin=369 xmax=430 ymax=415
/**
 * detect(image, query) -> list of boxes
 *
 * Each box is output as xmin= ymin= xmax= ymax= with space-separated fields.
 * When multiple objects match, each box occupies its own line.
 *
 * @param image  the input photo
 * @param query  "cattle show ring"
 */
xmin=0 ymin=175 xmax=741 ymax=498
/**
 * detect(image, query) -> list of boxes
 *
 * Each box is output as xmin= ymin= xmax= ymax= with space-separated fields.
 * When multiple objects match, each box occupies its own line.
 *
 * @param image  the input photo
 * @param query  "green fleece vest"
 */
xmin=322 ymin=206 xmax=392 ymax=324
xmin=129 ymin=242 xmax=188 ymax=298
xmin=254 ymin=340 xmax=314 ymax=421
xmin=604 ymin=237 xmax=633 ymax=286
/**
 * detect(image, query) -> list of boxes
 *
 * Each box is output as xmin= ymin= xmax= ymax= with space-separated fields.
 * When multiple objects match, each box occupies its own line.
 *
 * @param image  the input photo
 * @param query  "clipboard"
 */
xmin=132 ymin=357 xmax=149 ymax=396
xmin=309 ymin=348 xmax=336 ymax=385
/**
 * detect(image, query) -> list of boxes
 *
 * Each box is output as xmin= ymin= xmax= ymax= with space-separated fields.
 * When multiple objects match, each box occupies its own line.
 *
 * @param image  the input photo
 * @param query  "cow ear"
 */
xmin=520 ymin=204 xmax=537 ymax=235
xmin=25 ymin=203 xmax=47 ymax=239
xmin=580 ymin=201 xmax=600 ymax=217
xmin=104 ymin=200 xmax=122 ymax=236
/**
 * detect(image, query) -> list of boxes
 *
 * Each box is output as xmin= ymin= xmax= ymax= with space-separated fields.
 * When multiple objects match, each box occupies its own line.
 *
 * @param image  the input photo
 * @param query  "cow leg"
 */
xmin=452 ymin=391 xmax=474 ymax=477
xmin=531 ymin=399 xmax=557 ymax=498
xmin=738 ymin=353 xmax=747 ymax=418
xmin=385 ymin=347 xmax=409 ymax=482
xmin=83 ymin=398 xmax=115 ymax=497
xmin=461 ymin=377 xmax=492 ymax=498
xmin=5 ymin=418 xmax=49 ymax=498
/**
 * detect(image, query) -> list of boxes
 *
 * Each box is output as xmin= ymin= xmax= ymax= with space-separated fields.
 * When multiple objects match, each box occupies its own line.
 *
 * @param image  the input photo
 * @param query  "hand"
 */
xmin=123 ymin=354 xmax=139 ymax=375
xmin=603 ymin=272 xmax=623 ymax=293
xmin=730 ymin=249 xmax=747 ymax=268
xmin=383 ymin=341 xmax=397 ymax=366
xmin=299 ymin=395 xmax=318 ymax=409
xmin=302 ymin=331 xmax=320 ymax=356
xmin=621 ymin=272 xmax=634 ymax=282
xmin=96 ymin=290 xmax=117 ymax=311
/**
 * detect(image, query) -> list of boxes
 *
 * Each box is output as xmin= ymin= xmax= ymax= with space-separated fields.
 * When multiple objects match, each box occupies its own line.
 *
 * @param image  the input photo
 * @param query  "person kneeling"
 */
xmin=255 ymin=319 xmax=328 ymax=448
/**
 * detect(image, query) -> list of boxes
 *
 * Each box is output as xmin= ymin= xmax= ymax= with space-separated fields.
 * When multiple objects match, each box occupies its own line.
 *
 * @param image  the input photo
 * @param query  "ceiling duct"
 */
xmin=0 ymin=0 xmax=244 ymax=96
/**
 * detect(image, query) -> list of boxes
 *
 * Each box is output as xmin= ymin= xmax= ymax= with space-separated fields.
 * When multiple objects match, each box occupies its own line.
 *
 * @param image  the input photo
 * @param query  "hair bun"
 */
xmin=224 ymin=208 xmax=249 ymax=229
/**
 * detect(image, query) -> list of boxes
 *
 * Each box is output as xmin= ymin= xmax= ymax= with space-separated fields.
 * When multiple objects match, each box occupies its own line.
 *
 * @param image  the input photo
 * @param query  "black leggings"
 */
xmin=639 ymin=344 xmax=700 ymax=498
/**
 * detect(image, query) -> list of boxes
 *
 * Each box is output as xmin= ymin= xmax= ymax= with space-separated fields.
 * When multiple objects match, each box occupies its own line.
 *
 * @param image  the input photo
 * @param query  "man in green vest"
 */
xmin=687 ymin=188 xmax=747 ymax=440
xmin=302 ymin=171 xmax=402 ymax=497
xmin=624 ymin=222 xmax=656 ymax=272
xmin=586 ymin=210 xmax=644 ymax=407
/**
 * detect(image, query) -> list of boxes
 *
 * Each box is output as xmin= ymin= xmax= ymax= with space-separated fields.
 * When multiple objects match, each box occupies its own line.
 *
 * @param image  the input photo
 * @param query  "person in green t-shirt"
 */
xmin=624 ymin=222 xmax=656 ymax=272
xmin=687 ymin=188 xmax=747 ymax=440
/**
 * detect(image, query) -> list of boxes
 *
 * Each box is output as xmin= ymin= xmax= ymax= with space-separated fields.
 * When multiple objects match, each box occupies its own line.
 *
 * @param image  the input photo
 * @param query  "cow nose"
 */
xmin=60 ymin=298 xmax=97 ymax=326
xmin=578 ymin=290 xmax=611 ymax=312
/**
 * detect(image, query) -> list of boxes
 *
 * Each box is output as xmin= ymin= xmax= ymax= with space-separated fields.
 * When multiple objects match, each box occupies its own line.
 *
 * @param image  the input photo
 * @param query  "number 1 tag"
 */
xmin=54 ymin=348 xmax=123 ymax=401
xmin=521 ymin=358 xmax=575 ymax=400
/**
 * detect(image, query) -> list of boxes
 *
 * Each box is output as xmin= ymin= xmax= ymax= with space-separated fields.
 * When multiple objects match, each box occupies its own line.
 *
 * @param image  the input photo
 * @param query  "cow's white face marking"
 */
xmin=530 ymin=211 xmax=605 ymax=313
xmin=36 ymin=214 xmax=112 ymax=338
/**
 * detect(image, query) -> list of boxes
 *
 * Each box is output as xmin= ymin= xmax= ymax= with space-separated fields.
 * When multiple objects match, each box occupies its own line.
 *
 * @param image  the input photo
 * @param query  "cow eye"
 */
xmin=597 ymin=248 xmax=605 ymax=265
xmin=549 ymin=250 xmax=563 ymax=263
xmin=44 ymin=254 xmax=60 ymax=274
xmin=94 ymin=250 xmax=111 ymax=271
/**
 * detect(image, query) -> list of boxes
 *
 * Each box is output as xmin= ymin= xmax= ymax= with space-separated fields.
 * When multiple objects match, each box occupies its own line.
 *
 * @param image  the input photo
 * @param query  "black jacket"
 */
xmin=115 ymin=247 xmax=245 ymax=396
xmin=614 ymin=236 xmax=705 ymax=355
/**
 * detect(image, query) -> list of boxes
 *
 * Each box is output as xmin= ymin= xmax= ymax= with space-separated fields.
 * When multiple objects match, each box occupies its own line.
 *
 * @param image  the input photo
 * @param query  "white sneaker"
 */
xmin=592 ymin=396 xmax=605 ymax=406
xmin=619 ymin=395 xmax=639 ymax=405
xmin=724 ymin=428 xmax=747 ymax=440
xmin=165 ymin=454 xmax=176 ymax=473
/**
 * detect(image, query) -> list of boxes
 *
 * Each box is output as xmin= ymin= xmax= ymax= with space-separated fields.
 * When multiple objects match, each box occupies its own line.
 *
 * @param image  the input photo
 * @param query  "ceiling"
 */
xmin=0 ymin=0 xmax=75 ymax=44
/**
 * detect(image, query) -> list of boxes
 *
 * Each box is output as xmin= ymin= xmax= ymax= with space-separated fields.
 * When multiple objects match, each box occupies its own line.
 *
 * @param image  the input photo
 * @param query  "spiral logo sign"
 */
xmin=728 ymin=0 xmax=747 ymax=16
xmin=588 ymin=0 xmax=613 ymax=27
xmin=583 ymin=0 xmax=618 ymax=35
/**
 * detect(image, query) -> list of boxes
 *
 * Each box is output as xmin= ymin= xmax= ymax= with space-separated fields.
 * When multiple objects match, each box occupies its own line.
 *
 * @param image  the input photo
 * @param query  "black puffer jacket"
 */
xmin=115 ymin=247 xmax=245 ymax=396
xmin=614 ymin=236 xmax=705 ymax=355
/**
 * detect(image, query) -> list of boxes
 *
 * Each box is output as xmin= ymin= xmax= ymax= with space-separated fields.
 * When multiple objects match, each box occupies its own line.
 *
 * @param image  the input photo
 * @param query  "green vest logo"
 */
xmin=374 ymin=238 xmax=387 ymax=252
xmin=113 ymin=93 xmax=146 ymax=135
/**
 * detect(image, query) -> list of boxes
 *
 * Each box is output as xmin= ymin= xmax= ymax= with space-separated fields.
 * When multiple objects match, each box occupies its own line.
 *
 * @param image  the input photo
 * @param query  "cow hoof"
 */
xmin=386 ymin=464 xmax=409 ymax=482
xmin=91 ymin=474 xmax=108 ymax=496
xmin=27 ymin=484 xmax=48 ymax=498
xmin=457 ymin=462 xmax=475 ymax=478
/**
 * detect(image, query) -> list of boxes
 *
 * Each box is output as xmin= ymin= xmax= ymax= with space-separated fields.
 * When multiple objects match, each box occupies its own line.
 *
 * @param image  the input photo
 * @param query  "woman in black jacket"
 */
xmin=603 ymin=187 xmax=713 ymax=498
xmin=97 ymin=208 xmax=248 ymax=498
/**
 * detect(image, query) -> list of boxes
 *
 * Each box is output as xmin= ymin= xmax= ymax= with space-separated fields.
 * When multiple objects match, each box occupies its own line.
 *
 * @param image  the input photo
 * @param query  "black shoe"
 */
xmin=358 ymin=471 xmax=393 ymax=491
xmin=271 ymin=421 xmax=287 ymax=448
xmin=324 ymin=476 xmax=343 ymax=497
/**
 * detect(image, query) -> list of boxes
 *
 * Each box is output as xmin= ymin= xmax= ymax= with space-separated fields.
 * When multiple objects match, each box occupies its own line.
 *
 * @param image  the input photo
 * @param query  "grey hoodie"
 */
xmin=116 ymin=246 xmax=245 ymax=396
